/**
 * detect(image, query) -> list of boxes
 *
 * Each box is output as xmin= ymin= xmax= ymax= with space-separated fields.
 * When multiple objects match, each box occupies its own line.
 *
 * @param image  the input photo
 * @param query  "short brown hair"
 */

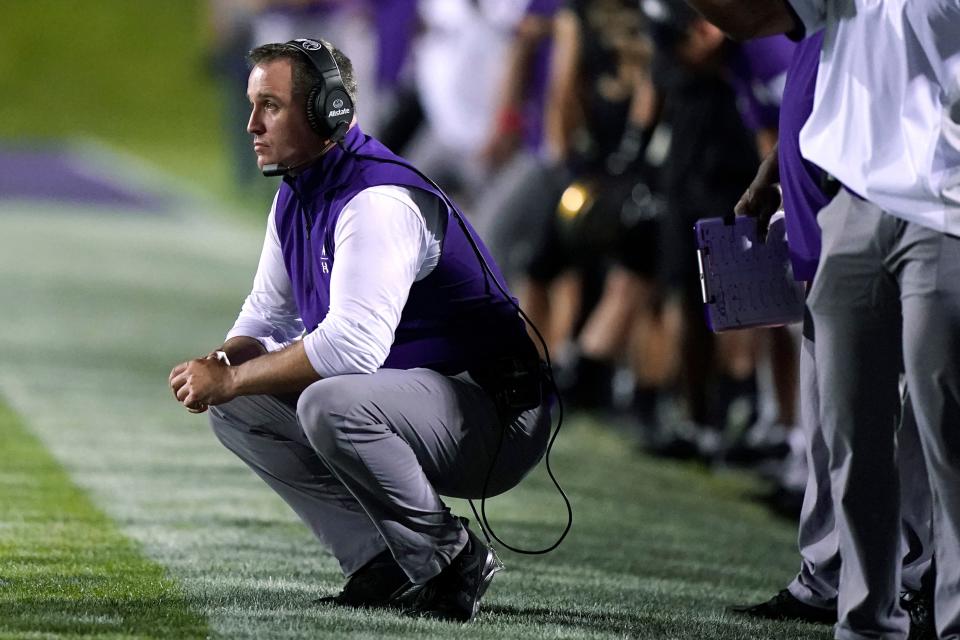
xmin=248 ymin=39 xmax=358 ymax=107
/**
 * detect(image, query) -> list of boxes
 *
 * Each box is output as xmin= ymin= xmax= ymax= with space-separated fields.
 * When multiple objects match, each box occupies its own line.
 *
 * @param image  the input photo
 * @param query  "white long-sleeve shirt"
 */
xmin=227 ymin=185 xmax=445 ymax=377
xmin=787 ymin=0 xmax=960 ymax=233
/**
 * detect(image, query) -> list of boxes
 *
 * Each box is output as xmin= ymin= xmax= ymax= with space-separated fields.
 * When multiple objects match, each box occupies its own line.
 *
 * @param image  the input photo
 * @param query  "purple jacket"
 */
xmin=274 ymin=126 xmax=535 ymax=375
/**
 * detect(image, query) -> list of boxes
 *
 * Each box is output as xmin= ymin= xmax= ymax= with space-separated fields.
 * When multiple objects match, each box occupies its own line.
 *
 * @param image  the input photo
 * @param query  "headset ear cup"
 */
xmin=323 ymin=89 xmax=353 ymax=142
xmin=305 ymin=83 xmax=326 ymax=137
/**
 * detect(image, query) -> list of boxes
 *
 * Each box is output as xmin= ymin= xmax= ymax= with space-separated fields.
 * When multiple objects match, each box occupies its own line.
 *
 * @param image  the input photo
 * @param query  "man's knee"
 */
xmin=297 ymin=376 xmax=373 ymax=457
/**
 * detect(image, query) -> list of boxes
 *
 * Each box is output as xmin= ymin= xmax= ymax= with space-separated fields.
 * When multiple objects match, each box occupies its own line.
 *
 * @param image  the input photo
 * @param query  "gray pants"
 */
xmin=209 ymin=368 xmax=551 ymax=584
xmin=788 ymin=330 xmax=932 ymax=610
xmin=808 ymin=190 xmax=960 ymax=640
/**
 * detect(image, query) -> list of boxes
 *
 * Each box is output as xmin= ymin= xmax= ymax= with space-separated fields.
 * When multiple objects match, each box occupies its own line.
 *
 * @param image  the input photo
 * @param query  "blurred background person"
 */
xmin=471 ymin=0 xmax=563 ymax=282
xmin=402 ymin=0 xmax=534 ymax=209
xmin=513 ymin=0 xmax=655 ymax=403
xmin=634 ymin=0 xmax=797 ymax=466
xmin=206 ymin=0 xmax=260 ymax=188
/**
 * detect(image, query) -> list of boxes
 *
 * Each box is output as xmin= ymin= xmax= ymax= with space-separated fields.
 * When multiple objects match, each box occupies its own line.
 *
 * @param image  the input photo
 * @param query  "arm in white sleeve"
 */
xmin=226 ymin=193 xmax=305 ymax=351
xmin=302 ymin=186 xmax=439 ymax=377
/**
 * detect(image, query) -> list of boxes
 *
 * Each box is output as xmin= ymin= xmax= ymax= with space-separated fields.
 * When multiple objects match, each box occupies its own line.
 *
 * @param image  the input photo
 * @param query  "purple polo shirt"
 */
xmin=778 ymin=31 xmax=826 ymax=282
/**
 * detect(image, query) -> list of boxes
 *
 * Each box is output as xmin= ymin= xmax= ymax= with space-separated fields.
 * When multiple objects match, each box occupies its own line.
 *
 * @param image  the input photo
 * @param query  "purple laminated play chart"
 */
xmin=695 ymin=213 xmax=805 ymax=332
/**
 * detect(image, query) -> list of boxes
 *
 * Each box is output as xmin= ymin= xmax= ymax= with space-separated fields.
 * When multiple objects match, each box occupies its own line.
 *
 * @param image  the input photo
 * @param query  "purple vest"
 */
xmin=779 ymin=31 xmax=827 ymax=282
xmin=274 ymin=126 xmax=535 ymax=375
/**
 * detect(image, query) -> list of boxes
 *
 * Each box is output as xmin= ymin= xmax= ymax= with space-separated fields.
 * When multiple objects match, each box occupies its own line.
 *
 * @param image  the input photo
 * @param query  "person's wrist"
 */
xmin=225 ymin=363 xmax=242 ymax=400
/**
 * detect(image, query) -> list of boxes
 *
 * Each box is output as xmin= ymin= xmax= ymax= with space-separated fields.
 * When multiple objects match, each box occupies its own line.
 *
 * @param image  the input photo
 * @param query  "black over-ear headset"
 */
xmin=284 ymin=38 xmax=353 ymax=143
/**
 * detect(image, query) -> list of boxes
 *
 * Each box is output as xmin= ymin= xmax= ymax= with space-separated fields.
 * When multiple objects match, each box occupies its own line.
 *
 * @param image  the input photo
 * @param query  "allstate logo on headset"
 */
xmin=333 ymin=98 xmax=344 ymax=109
xmin=295 ymin=38 xmax=322 ymax=50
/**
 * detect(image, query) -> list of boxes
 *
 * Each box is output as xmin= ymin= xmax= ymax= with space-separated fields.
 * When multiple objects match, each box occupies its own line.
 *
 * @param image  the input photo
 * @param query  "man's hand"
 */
xmin=168 ymin=357 xmax=237 ymax=414
xmin=168 ymin=340 xmax=320 ymax=414
xmin=734 ymin=142 xmax=781 ymax=241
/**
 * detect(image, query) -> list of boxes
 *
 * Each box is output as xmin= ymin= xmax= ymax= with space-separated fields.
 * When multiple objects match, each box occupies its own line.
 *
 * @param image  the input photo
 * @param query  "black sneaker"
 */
xmin=317 ymin=549 xmax=414 ymax=609
xmin=730 ymin=589 xmax=836 ymax=625
xmin=403 ymin=519 xmax=503 ymax=622
xmin=902 ymin=589 xmax=936 ymax=640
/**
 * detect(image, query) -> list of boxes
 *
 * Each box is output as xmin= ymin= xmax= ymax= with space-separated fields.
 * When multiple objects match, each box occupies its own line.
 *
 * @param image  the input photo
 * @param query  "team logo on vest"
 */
xmin=295 ymin=39 xmax=322 ymax=51
xmin=320 ymin=244 xmax=330 ymax=274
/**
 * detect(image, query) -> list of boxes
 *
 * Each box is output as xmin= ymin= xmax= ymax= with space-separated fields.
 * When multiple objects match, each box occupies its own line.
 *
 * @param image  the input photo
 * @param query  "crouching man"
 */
xmin=168 ymin=38 xmax=551 ymax=622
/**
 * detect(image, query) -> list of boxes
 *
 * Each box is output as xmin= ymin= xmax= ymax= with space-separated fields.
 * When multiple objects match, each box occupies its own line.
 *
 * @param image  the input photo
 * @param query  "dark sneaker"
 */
xmin=317 ymin=549 xmax=414 ymax=609
xmin=730 ymin=589 xmax=836 ymax=625
xmin=403 ymin=519 xmax=503 ymax=622
xmin=902 ymin=589 xmax=936 ymax=640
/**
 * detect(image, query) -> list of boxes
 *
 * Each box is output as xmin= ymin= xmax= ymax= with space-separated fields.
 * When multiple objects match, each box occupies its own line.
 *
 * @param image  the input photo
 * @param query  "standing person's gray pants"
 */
xmin=808 ymin=189 xmax=960 ymax=640
xmin=209 ymin=367 xmax=552 ymax=584
xmin=788 ymin=328 xmax=841 ymax=610
xmin=788 ymin=325 xmax=932 ymax=611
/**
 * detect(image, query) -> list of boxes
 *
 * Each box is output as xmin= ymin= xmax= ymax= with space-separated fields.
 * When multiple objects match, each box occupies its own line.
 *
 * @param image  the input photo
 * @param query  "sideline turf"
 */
xmin=0 ymin=399 xmax=208 ymax=638
xmin=0 ymin=5 xmax=834 ymax=638
xmin=0 ymin=205 xmax=833 ymax=639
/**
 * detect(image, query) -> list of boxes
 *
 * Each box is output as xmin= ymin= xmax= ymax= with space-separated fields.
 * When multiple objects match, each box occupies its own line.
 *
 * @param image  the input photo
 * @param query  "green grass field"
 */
xmin=0 ymin=0 xmax=252 ymax=210
xmin=0 ymin=200 xmax=834 ymax=638
xmin=0 ymin=1 xmax=217 ymax=173
xmin=0 ymin=400 xmax=207 ymax=638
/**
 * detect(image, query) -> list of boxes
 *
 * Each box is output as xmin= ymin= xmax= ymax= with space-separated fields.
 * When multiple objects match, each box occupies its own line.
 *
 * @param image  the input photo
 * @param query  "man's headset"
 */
xmin=261 ymin=38 xmax=353 ymax=176
xmin=287 ymin=38 xmax=353 ymax=142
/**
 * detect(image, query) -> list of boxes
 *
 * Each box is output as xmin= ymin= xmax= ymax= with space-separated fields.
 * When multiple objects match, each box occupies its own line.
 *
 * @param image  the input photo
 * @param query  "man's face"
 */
xmin=246 ymin=59 xmax=323 ymax=170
